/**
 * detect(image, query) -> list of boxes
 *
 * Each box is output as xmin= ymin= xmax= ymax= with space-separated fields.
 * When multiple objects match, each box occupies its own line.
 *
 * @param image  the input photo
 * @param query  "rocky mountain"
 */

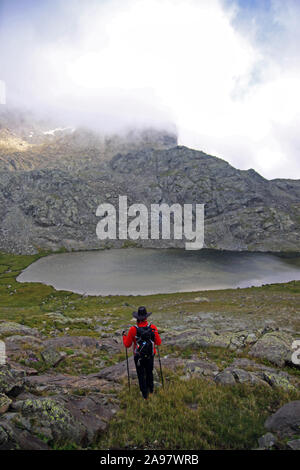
xmin=0 ymin=107 xmax=299 ymax=254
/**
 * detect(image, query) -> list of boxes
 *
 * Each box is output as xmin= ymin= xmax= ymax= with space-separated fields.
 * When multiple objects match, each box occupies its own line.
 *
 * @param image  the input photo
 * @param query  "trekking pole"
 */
xmin=125 ymin=346 xmax=130 ymax=390
xmin=156 ymin=346 xmax=164 ymax=389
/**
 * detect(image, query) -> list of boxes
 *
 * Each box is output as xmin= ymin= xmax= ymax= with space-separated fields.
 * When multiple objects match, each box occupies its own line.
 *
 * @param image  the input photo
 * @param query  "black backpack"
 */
xmin=135 ymin=324 xmax=155 ymax=359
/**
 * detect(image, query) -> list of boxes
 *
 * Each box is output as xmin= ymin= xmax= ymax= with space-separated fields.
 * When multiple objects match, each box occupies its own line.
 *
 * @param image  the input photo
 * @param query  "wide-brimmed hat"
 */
xmin=132 ymin=306 xmax=152 ymax=321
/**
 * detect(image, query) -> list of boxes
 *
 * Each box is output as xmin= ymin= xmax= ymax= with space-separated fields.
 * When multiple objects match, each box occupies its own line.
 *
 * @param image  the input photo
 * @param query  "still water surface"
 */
xmin=17 ymin=248 xmax=300 ymax=295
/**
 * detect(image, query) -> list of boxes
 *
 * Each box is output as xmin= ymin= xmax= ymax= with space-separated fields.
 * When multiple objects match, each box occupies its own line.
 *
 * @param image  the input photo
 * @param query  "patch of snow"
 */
xmin=43 ymin=127 xmax=75 ymax=136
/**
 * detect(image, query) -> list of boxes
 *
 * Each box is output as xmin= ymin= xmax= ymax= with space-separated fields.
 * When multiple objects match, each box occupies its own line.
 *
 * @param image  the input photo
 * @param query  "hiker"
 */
xmin=123 ymin=306 xmax=161 ymax=400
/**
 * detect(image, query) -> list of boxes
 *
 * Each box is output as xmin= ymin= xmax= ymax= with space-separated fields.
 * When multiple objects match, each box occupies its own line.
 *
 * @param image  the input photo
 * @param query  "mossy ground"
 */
xmin=0 ymin=251 xmax=300 ymax=449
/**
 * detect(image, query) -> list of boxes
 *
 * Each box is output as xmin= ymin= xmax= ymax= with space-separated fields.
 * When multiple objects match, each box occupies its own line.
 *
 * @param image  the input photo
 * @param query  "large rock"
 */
xmin=9 ymin=397 xmax=86 ymax=447
xmin=214 ymin=367 xmax=266 ymax=386
xmin=96 ymin=337 xmax=123 ymax=354
xmin=214 ymin=369 xmax=236 ymax=386
xmin=0 ymin=394 xmax=11 ymax=415
xmin=0 ymin=322 xmax=39 ymax=338
xmin=62 ymin=394 xmax=118 ymax=443
xmin=5 ymin=335 xmax=43 ymax=352
xmin=8 ymin=362 xmax=37 ymax=376
xmin=249 ymin=331 xmax=294 ymax=367
xmin=214 ymin=361 xmax=297 ymax=390
xmin=0 ymin=365 xmax=25 ymax=397
xmin=97 ymin=356 xmax=138 ymax=383
xmin=25 ymin=372 xmax=120 ymax=395
xmin=43 ymin=335 xmax=122 ymax=354
xmin=43 ymin=335 xmax=99 ymax=349
xmin=287 ymin=439 xmax=300 ymax=450
xmin=258 ymin=433 xmax=277 ymax=449
xmin=265 ymin=401 xmax=300 ymax=438
xmin=184 ymin=359 xmax=219 ymax=378
xmin=0 ymin=420 xmax=50 ymax=450
xmin=164 ymin=328 xmax=260 ymax=352
xmin=41 ymin=347 xmax=66 ymax=367
xmin=0 ymin=393 xmax=119 ymax=449
xmin=259 ymin=371 xmax=297 ymax=391
xmin=164 ymin=328 xmax=232 ymax=349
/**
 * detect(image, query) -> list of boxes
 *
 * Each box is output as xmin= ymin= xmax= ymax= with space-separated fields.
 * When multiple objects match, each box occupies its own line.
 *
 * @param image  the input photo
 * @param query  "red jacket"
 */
xmin=123 ymin=320 xmax=161 ymax=355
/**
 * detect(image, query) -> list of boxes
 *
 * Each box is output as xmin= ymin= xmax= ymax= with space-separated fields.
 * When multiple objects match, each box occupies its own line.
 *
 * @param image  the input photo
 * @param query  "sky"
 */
xmin=0 ymin=0 xmax=300 ymax=180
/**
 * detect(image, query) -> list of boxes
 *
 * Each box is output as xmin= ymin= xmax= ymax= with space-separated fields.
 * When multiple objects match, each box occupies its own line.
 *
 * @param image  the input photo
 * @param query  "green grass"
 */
xmin=99 ymin=377 xmax=300 ymax=450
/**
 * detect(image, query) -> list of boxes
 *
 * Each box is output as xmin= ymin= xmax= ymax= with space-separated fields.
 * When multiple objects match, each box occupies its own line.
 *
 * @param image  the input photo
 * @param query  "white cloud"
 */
xmin=1 ymin=0 xmax=300 ymax=179
xmin=0 ymin=80 xmax=5 ymax=104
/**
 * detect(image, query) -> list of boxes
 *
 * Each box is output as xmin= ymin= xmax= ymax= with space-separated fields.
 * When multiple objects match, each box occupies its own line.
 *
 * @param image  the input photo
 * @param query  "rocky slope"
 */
xmin=0 ymin=314 xmax=299 ymax=450
xmin=0 ymin=106 xmax=299 ymax=254
xmin=0 ymin=147 xmax=299 ymax=254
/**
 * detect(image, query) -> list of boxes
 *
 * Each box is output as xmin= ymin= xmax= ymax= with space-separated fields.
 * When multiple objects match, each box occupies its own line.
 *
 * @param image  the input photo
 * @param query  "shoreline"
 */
xmin=13 ymin=247 xmax=300 ymax=297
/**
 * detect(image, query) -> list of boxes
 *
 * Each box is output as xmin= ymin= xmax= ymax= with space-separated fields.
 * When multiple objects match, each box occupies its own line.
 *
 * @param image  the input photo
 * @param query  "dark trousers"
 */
xmin=134 ymin=355 xmax=154 ymax=399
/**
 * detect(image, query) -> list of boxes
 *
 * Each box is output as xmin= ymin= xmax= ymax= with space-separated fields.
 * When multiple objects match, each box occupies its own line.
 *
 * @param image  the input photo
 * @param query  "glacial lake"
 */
xmin=16 ymin=248 xmax=300 ymax=296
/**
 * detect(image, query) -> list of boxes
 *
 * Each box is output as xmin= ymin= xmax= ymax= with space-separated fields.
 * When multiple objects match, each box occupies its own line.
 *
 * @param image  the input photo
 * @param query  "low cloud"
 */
xmin=0 ymin=0 xmax=300 ymax=179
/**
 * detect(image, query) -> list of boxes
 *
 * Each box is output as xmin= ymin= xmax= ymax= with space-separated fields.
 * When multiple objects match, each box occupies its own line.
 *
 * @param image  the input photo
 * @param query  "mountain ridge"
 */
xmin=0 ymin=108 xmax=299 ymax=254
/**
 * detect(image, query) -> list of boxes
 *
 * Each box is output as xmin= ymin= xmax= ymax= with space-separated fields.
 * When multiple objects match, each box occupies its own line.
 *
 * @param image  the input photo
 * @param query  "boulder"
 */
xmin=97 ymin=356 xmax=137 ymax=383
xmin=43 ymin=335 xmax=122 ymax=355
xmin=25 ymin=372 xmax=120 ymax=395
xmin=249 ymin=331 xmax=294 ymax=367
xmin=215 ymin=367 xmax=262 ymax=386
xmin=8 ymin=362 xmax=38 ymax=376
xmin=164 ymin=328 xmax=232 ymax=349
xmin=287 ymin=439 xmax=300 ymax=450
xmin=164 ymin=328 xmax=261 ymax=352
xmin=41 ymin=348 xmax=66 ymax=368
xmin=0 ymin=322 xmax=40 ymax=338
xmin=259 ymin=371 xmax=297 ymax=391
xmin=265 ymin=401 xmax=300 ymax=438
xmin=5 ymin=335 xmax=43 ymax=352
xmin=258 ymin=432 xmax=277 ymax=449
xmin=231 ymin=368 xmax=264 ymax=385
xmin=43 ymin=335 xmax=99 ymax=349
xmin=0 ymin=420 xmax=50 ymax=450
xmin=229 ymin=331 xmax=258 ymax=350
xmin=184 ymin=359 xmax=219 ymax=378
xmin=61 ymin=394 xmax=118 ymax=443
xmin=9 ymin=397 xmax=87 ymax=446
xmin=0 ymin=394 xmax=11 ymax=415
xmin=214 ymin=369 xmax=236 ymax=385
xmin=214 ymin=363 xmax=296 ymax=390
xmin=0 ymin=365 xmax=25 ymax=397
xmin=0 ymin=393 xmax=119 ymax=449
xmin=96 ymin=337 xmax=122 ymax=354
